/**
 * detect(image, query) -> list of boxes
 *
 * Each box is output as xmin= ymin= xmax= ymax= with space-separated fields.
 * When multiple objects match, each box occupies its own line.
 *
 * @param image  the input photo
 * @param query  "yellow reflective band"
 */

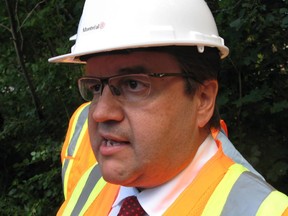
xmin=62 ymin=105 xmax=86 ymax=199
xmin=256 ymin=190 xmax=288 ymax=216
xmin=63 ymin=119 xmax=88 ymax=199
xmin=62 ymin=164 xmax=96 ymax=216
xmin=68 ymin=105 xmax=84 ymax=144
xmin=62 ymin=161 xmax=68 ymax=199
xmin=201 ymin=163 xmax=248 ymax=216
xmin=79 ymin=177 xmax=107 ymax=216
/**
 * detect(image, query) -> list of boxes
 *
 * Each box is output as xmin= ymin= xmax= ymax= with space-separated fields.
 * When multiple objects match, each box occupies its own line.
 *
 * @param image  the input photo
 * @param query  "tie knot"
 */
xmin=117 ymin=196 xmax=146 ymax=216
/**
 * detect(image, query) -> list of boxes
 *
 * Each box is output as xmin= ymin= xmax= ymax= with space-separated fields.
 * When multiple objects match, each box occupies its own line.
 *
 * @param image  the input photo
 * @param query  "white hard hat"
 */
xmin=49 ymin=0 xmax=229 ymax=64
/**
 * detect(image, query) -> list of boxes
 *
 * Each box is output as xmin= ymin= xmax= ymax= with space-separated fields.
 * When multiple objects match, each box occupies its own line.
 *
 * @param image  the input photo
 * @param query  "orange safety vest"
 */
xmin=60 ymin=102 xmax=96 ymax=200
xmin=58 ymin=103 xmax=288 ymax=215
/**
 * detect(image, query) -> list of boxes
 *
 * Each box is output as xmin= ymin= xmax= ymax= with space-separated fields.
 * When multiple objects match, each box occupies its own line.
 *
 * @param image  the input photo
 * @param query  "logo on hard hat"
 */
xmin=83 ymin=22 xmax=105 ymax=33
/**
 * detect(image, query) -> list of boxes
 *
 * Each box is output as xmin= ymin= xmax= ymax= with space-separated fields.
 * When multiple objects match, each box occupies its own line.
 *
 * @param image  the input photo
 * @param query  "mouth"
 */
xmin=98 ymin=135 xmax=130 ymax=156
xmin=103 ymin=138 xmax=130 ymax=147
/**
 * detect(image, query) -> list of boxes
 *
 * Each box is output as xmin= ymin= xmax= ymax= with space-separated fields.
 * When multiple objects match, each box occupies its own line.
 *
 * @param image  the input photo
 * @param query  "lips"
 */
xmin=98 ymin=134 xmax=130 ymax=156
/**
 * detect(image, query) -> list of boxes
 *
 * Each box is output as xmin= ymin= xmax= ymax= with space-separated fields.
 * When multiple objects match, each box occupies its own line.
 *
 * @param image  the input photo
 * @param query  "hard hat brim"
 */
xmin=49 ymin=41 xmax=229 ymax=64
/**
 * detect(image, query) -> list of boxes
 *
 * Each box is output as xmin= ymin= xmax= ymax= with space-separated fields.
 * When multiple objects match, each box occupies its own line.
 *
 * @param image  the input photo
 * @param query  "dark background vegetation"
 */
xmin=0 ymin=0 xmax=287 ymax=214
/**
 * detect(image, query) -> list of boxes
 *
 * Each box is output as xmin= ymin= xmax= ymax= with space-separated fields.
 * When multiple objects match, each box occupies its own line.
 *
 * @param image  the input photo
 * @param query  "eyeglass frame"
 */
xmin=78 ymin=72 xmax=200 ymax=102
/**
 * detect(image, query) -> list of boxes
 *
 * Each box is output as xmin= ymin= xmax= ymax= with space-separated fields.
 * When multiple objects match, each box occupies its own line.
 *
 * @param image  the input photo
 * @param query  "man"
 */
xmin=49 ymin=0 xmax=288 ymax=215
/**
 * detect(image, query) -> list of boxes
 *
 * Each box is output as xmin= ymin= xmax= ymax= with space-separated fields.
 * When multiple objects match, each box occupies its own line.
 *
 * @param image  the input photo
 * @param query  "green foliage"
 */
xmin=0 ymin=0 xmax=287 ymax=214
xmin=1 ymin=140 xmax=62 ymax=215
xmin=0 ymin=0 xmax=84 ymax=214
xmin=214 ymin=0 xmax=288 ymax=192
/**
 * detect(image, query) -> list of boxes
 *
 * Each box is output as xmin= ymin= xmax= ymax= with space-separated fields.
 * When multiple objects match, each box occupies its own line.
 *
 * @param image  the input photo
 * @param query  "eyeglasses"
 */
xmin=78 ymin=73 xmax=195 ymax=102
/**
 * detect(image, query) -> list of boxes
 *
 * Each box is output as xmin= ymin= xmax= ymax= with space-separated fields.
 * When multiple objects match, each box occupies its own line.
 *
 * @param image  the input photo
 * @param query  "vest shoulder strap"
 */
xmin=202 ymin=163 xmax=248 ymax=215
xmin=203 ymin=163 xmax=288 ymax=216
xmin=61 ymin=102 xmax=96 ymax=199
xmin=163 ymin=146 xmax=234 ymax=215
xmin=57 ymin=163 xmax=118 ymax=216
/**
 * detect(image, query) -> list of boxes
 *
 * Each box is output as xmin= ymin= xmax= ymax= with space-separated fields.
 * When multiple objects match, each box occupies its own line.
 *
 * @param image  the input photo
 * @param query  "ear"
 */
xmin=196 ymin=80 xmax=218 ymax=128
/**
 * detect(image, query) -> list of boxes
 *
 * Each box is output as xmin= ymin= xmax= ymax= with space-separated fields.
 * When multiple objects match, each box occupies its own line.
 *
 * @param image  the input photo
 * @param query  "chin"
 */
xmin=102 ymin=175 xmax=129 ymax=186
xmin=102 ymin=170 xmax=142 ymax=188
xmin=101 ymin=166 xmax=128 ymax=184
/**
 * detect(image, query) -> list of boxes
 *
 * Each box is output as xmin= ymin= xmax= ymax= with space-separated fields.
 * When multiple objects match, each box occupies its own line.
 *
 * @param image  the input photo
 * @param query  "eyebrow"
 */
xmin=85 ymin=65 xmax=150 ymax=78
xmin=118 ymin=66 xmax=149 ymax=75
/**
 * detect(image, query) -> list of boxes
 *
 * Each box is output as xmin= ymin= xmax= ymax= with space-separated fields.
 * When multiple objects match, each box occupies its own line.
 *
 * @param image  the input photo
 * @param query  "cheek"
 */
xmin=87 ymin=106 xmax=101 ymax=153
xmin=127 ymin=104 xmax=198 ymax=182
xmin=128 ymin=97 xmax=196 ymax=154
xmin=87 ymin=118 xmax=97 ymax=155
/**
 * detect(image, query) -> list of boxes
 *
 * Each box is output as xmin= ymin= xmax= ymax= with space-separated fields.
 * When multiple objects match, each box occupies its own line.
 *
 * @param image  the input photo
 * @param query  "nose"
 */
xmin=90 ymin=85 xmax=124 ymax=123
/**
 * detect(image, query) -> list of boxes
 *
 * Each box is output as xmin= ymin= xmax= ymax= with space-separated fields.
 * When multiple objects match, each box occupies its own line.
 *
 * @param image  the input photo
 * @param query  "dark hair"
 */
xmin=80 ymin=46 xmax=221 ymax=129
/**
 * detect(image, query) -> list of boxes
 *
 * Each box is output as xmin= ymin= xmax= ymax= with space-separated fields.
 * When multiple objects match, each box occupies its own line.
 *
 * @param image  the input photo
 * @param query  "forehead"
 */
xmin=85 ymin=51 xmax=180 ymax=76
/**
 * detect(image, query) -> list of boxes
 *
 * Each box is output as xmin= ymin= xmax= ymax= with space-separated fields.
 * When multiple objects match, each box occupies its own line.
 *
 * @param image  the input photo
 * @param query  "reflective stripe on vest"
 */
xmin=256 ymin=190 xmax=288 ymax=216
xmin=203 ymin=164 xmax=288 ymax=216
xmin=62 ymin=104 xmax=89 ymax=199
xmin=202 ymin=163 xmax=248 ymax=215
xmin=222 ymin=171 xmax=273 ymax=215
xmin=62 ymin=163 xmax=106 ymax=216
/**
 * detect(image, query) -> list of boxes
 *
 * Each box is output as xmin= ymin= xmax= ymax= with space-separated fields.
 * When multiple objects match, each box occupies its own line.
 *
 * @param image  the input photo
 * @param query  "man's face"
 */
xmin=86 ymin=51 xmax=208 ymax=189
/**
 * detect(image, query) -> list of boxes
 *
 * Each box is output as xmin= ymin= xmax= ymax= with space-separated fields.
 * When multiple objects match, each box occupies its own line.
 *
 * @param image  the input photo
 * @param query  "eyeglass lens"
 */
xmin=78 ymin=74 xmax=152 ymax=102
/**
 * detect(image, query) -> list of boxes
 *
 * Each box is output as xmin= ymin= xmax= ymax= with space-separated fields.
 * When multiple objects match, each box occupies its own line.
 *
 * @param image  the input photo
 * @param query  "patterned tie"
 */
xmin=117 ymin=196 xmax=146 ymax=216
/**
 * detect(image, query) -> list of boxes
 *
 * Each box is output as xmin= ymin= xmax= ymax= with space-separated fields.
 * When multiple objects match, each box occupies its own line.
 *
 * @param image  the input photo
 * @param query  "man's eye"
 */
xmin=128 ymin=80 xmax=139 ymax=89
xmin=89 ymin=83 xmax=102 ymax=93
xmin=121 ymin=78 xmax=149 ymax=92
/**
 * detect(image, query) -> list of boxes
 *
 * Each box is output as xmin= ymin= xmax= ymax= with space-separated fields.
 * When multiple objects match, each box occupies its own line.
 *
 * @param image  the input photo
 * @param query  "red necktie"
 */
xmin=117 ymin=196 xmax=146 ymax=216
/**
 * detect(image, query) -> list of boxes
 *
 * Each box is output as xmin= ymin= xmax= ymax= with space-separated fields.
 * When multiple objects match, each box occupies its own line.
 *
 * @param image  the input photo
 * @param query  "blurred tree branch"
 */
xmin=4 ymin=0 xmax=44 ymax=120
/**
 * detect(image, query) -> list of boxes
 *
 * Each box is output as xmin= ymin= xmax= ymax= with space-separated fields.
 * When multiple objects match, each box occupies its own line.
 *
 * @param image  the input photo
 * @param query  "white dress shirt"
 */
xmin=109 ymin=134 xmax=218 ymax=216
